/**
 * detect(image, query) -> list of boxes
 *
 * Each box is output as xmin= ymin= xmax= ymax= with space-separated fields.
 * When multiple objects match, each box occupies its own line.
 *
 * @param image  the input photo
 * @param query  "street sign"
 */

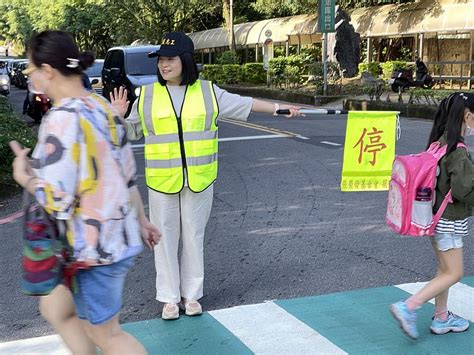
xmin=265 ymin=29 xmax=272 ymax=38
xmin=318 ymin=0 xmax=336 ymax=33
xmin=262 ymin=38 xmax=273 ymax=71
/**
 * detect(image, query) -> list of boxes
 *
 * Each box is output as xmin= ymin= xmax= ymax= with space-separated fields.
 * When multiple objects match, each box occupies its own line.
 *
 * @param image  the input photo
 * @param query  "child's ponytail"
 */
xmin=426 ymin=95 xmax=453 ymax=149
xmin=446 ymin=95 xmax=466 ymax=155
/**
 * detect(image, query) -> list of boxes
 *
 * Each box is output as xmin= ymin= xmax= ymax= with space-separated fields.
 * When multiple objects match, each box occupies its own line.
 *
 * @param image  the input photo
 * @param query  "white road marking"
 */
xmin=219 ymin=134 xmax=288 ymax=142
xmin=209 ymin=301 xmax=347 ymax=355
xmin=320 ymin=141 xmax=341 ymax=147
xmin=0 ymin=334 xmax=70 ymax=355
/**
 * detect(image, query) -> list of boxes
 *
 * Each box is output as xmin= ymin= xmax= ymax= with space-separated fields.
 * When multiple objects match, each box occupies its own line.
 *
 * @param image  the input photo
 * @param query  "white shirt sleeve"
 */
xmin=125 ymin=99 xmax=143 ymax=141
xmin=213 ymin=84 xmax=253 ymax=122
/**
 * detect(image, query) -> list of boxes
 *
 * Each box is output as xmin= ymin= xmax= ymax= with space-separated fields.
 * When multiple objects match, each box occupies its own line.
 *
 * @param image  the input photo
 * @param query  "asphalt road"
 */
xmin=1 ymin=87 xmax=472 ymax=341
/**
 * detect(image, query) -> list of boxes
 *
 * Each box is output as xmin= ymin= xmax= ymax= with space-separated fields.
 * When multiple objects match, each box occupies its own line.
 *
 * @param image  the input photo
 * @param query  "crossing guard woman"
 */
xmin=111 ymin=32 xmax=302 ymax=320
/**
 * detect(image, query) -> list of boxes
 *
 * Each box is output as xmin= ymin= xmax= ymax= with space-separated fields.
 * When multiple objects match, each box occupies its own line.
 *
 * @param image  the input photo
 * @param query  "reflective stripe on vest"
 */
xmin=138 ymin=80 xmax=218 ymax=194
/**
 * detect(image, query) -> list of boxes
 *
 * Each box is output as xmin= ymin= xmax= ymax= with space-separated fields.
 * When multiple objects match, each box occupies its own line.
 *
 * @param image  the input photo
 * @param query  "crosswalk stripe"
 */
xmin=209 ymin=301 xmax=347 ymax=355
xmin=0 ymin=334 xmax=70 ymax=355
xmin=395 ymin=281 xmax=474 ymax=322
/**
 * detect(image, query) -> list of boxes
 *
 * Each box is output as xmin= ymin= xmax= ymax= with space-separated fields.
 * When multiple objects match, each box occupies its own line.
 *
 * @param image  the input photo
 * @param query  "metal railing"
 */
xmin=425 ymin=61 xmax=474 ymax=89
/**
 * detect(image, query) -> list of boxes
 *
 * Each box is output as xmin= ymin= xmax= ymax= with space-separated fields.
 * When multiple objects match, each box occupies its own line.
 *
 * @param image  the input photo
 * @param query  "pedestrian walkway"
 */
xmin=1 ymin=277 xmax=473 ymax=354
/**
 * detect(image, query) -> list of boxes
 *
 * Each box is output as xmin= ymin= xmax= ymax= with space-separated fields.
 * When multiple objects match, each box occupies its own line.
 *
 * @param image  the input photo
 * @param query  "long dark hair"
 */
xmin=157 ymin=52 xmax=198 ymax=86
xmin=427 ymin=92 xmax=474 ymax=154
xmin=26 ymin=30 xmax=94 ymax=76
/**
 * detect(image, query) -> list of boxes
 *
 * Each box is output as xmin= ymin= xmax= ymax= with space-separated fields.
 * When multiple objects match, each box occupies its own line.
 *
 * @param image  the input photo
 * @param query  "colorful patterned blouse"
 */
xmin=31 ymin=94 xmax=143 ymax=264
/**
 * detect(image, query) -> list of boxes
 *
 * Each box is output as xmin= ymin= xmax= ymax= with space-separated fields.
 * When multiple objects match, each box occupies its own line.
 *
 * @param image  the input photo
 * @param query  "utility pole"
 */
xmin=229 ymin=0 xmax=236 ymax=53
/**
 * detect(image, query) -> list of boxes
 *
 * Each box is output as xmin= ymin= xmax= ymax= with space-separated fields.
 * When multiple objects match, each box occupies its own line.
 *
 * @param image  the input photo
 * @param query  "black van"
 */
xmin=102 ymin=45 xmax=160 ymax=116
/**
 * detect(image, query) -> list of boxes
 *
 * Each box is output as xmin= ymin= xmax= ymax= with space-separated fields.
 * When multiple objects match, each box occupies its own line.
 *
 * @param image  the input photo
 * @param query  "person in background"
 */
xmin=80 ymin=51 xmax=94 ymax=91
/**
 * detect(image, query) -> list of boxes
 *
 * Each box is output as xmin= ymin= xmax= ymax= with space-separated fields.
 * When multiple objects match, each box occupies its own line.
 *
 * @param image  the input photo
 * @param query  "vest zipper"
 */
xmin=165 ymin=85 xmax=188 ymax=178
xmin=176 ymin=115 xmax=187 ymax=172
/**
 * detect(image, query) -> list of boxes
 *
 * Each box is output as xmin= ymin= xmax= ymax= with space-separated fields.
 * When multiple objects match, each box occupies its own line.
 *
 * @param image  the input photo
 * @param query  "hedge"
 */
xmin=242 ymin=63 xmax=266 ymax=84
xmin=201 ymin=64 xmax=225 ymax=83
xmin=358 ymin=62 xmax=381 ymax=77
xmin=202 ymin=63 xmax=267 ymax=85
xmin=380 ymin=61 xmax=407 ymax=80
xmin=222 ymin=64 xmax=242 ymax=84
xmin=217 ymin=51 xmax=240 ymax=65
xmin=0 ymin=96 xmax=37 ymax=186
xmin=268 ymin=55 xmax=305 ymax=87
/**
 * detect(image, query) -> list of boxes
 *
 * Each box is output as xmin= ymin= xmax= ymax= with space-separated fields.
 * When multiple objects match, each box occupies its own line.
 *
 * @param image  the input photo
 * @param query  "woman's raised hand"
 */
xmin=110 ymin=86 xmax=130 ymax=118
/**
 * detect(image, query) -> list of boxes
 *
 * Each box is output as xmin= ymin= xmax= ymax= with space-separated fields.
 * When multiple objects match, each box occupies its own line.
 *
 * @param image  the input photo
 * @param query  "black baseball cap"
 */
xmin=148 ymin=32 xmax=194 ymax=58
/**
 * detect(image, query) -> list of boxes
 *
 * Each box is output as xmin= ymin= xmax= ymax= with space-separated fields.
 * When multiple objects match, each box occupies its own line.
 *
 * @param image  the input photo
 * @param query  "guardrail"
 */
xmin=425 ymin=61 xmax=474 ymax=89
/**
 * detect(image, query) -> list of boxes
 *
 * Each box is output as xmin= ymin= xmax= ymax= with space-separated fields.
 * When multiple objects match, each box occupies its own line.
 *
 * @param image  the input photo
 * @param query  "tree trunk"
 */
xmin=223 ymin=0 xmax=235 ymax=52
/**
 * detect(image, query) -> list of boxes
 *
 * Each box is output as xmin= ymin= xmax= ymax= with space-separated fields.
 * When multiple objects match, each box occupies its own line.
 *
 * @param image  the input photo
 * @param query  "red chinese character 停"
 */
xmin=353 ymin=127 xmax=387 ymax=166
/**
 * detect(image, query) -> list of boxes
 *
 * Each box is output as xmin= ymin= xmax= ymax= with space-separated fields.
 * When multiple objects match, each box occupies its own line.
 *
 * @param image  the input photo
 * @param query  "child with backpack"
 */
xmin=390 ymin=92 xmax=474 ymax=339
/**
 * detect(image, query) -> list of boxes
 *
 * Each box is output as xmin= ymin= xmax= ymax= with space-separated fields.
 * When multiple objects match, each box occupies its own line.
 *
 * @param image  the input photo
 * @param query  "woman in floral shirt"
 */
xmin=11 ymin=30 xmax=160 ymax=354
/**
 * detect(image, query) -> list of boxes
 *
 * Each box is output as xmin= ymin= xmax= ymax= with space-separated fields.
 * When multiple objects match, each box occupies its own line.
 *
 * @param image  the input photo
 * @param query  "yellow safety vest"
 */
xmin=138 ymin=80 xmax=219 ymax=194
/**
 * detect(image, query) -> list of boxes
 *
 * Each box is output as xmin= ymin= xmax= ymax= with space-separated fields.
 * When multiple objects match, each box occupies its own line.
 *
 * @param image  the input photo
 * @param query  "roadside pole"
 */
xmin=323 ymin=32 xmax=328 ymax=96
xmin=263 ymin=30 xmax=273 ymax=88
xmin=318 ymin=0 xmax=336 ymax=97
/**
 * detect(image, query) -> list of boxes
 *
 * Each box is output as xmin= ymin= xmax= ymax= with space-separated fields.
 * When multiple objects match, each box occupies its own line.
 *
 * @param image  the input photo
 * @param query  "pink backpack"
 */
xmin=386 ymin=142 xmax=466 ymax=237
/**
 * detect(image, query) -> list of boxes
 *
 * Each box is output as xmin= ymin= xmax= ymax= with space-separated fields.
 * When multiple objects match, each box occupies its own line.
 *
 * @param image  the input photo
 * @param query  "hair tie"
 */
xmin=459 ymin=92 xmax=469 ymax=101
xmin=66 ymin=58 xmax=79 ymax=68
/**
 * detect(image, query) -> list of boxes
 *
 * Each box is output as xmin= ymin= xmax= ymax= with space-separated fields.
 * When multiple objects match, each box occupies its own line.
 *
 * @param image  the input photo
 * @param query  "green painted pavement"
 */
xmin=462 ymin=276 xmax=474 ymax=288
xmin=276 ymin=286 xmax=473 ymax=355
xmin=120 ymin=279 xmax=473 ymax=354
xmin=122 ymin=313 xmax=252 ymax=354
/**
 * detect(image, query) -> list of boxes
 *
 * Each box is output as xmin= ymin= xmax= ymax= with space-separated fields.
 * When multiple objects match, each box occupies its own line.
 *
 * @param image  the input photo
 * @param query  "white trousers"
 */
xmin=149 ymin=185 xmax=214 ymax=304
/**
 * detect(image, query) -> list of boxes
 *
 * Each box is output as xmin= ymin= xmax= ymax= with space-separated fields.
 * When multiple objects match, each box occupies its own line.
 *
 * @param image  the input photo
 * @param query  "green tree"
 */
xmin=104 ymin=0 xmax=223 ymax=44
xmin=251 ymin=0 xmax=415 ymax=17
xmin=62 ymin=1 xmax=113 ymax=57
xmin=0 ymin=0 xmax=34 ymax=54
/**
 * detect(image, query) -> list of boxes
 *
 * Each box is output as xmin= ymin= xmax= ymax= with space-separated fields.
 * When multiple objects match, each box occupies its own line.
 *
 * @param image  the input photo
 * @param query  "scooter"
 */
xmin=25 ymin=92 xmax=52 ymax=123
xmin=389 ymin=59 xmax=434 ymax=93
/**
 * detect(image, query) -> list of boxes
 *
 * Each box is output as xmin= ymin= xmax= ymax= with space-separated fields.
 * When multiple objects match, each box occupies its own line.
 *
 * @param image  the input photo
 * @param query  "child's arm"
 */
xmin=448 ymin=149 xmax=474 ymax=206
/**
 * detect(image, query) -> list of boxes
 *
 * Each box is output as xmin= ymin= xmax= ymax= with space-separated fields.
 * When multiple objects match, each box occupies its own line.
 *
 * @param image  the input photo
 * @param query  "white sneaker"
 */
xmin=180 ymin=299 xmax=202 ymax=316
xmin=162 ymin=303 xmax=179 ymax=320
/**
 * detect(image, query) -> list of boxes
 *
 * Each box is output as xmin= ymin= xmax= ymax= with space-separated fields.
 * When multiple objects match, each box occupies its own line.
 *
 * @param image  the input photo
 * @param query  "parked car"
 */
xmin=0 ymin=59 xmax=15 ymax=76
xmin=85 ymin=59 xmax=104 ymax=95
xmin=102 ymin=45 xmax=160 ymax=116
xmin=11 ymin=60 xmax=27 ymax=87
xmin=16 ymin=62 xmax=29 ymax=89
xmin=0 ymin=66 xmax=10 ymax=96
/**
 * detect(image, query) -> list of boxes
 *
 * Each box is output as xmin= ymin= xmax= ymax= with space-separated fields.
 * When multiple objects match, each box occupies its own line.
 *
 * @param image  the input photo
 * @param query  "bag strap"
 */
xmin=428 ymin=142 xmax=467 ymax=234
xmin=429 ymin=189 xmax=452 ymax=234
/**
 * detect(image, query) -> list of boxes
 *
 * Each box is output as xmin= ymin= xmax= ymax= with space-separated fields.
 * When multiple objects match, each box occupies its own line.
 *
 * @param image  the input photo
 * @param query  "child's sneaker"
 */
xmin=430 ymin=312 xmax=470 ymax=335
xmin=390 ymin=301 xmax=419 ymax=339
